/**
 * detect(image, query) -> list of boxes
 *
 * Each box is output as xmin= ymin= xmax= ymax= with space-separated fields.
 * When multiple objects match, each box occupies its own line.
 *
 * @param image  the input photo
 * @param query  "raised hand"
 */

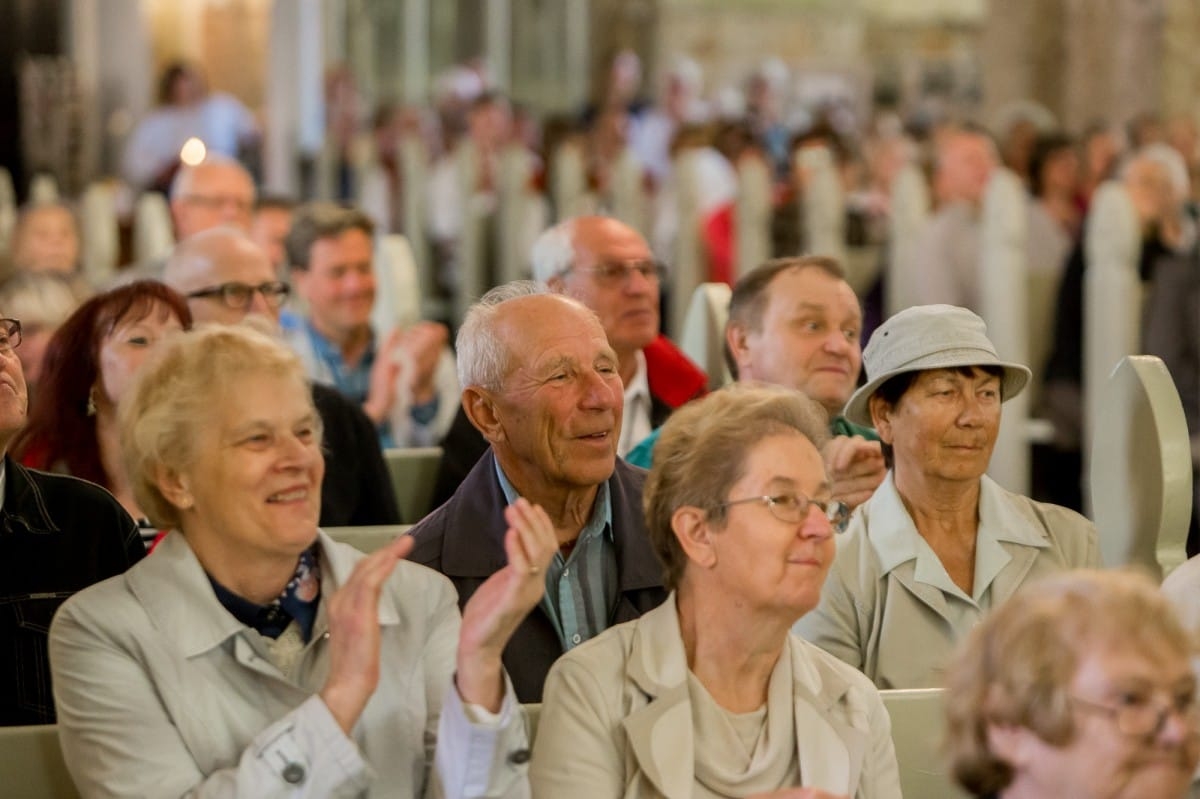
xmin=394 ymin=321 xmax=449 ymax=405
xmin=456 ymin=498 xmax=557 ymax=711
xmin=822 ymin=434 xmax=886 ymax=510
xmin=319 ymin=534 xmax=414 ymax=733
xmin=363 ymin=328 xmax=406 ymax=424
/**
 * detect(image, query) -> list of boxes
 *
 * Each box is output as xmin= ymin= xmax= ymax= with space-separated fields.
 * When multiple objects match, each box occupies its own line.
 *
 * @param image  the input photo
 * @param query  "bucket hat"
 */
xmin=843 ymin=304 xmax=1031 ymax=426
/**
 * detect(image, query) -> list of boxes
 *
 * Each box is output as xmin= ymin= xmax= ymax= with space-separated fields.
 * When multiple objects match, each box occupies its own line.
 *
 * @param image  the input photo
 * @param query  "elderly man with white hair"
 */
xmin=430 ymin=216 xmax=706 ymax=508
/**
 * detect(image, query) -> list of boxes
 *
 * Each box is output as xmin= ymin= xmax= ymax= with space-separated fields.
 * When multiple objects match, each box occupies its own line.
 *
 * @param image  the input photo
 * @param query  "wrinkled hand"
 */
xmin=363 ymin=328 xmax=406 ymax=424
xmin=823 ymin=435 xmax=886 ymax=510
xmin=456 ymin=498 xmax=557 ymax=711
xmin=747 ymin=790 xmax=849 ymax=799
xmin=395 ymin=322 xmax=449 ymax=405
xmin=319 ymin=534 xmax=414 ymax=734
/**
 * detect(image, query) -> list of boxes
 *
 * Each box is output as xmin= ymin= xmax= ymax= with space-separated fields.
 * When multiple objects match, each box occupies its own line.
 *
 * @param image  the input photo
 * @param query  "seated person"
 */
xmin=281 ymin=202 xmax=456 ymax=448
xmin=0 ymin=270 xmax=83 ymax=398
xmin=627 ymin=255 xmax=886 ymax=510
xmin=163 ymin=227 xmax=400 ymax=527
xmin=945 ymin=570 xmax=1199 ymax=799
xmin=794 ymin=305 xmax=1097 ymax=689
xmin=410 ymin=283 xmax=667 ymax=702
xmin=531 ymin=383 xmax=901 ymax=798
xmin=48 ymin=323 xmax=551 ymax=796
xmin=0 ymin=311 xmax=143 ymax=726
xmin=8 ymin=201 xmax=92 ymax=299
xmin=13 ymin=280 xmax=191 ymax=545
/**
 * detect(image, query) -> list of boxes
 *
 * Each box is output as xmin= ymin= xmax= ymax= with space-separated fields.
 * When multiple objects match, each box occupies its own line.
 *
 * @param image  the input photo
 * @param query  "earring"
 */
xmin=86 ymin=388 xmax=97 ymax=417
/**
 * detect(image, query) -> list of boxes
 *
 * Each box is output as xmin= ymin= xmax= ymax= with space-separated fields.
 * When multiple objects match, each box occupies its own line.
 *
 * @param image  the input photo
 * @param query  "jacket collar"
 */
xmin=440 ymin=451 xmax=661 ymax=593
xmin=127 ymin=529 xmax=397 ymax=659
xmin=0 ymin=456 xmax=58 ymax=535
xmin=621 ymin=596 xmax=866 ymax=797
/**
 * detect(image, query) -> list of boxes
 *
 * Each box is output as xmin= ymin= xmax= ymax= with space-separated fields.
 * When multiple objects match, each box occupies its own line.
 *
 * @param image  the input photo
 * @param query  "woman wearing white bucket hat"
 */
xmin=794 ymin=304 xmax=1098 ymax=689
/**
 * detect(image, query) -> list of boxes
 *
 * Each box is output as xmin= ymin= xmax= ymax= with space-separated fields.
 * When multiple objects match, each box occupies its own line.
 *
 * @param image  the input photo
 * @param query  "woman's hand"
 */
xmin=823 ymin=434 xmax=886 ymax=510
xmin=319 ymin=535 xmax=414 ymax=734
xmin=456 ymin=498 xmax=557 ymax=711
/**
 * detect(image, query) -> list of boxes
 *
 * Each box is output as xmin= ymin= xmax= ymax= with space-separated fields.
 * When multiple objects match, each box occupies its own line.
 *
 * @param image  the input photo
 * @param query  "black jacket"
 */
xmin=0 ymin=456 xmax=144 ymax=725
xmin=311 ymin=383 xmax=401 ymax=526
xmin=409 ymin=452 xmax=667 ymax=702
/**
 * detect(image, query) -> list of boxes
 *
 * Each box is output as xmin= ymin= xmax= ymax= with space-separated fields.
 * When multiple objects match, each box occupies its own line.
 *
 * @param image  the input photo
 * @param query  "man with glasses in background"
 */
xmin=0 ymin=316 xmax=145 ymax=724
xmin=163 ymin=227 xmax=401 ymax=526
xmin=430 ymin=215 xmax=707 ymax=507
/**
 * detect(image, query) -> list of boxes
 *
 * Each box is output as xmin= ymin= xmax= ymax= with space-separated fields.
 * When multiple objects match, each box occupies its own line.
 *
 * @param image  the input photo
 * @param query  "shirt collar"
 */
xmin=491 ymin=458 xmax=614 ymax=543
xmin=624 ymin=350 xmax=650 ymax=406
xmin=303 ymin=317 xmax=375 ymax=372
xmin=206 ymin=546 xmax=322 ymax=642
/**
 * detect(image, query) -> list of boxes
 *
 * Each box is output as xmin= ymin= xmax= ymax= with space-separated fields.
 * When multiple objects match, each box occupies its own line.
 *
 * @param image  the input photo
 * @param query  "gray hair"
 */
xmin=529 ymin=219 xmax=579 ymax=284
xmin=456 ymin=280 xmax=550 ymax=389
xmin=1123 ymin=143 xmax=1191 ymax=202
xmin=168 ymin=154 xmax=255 ymax=202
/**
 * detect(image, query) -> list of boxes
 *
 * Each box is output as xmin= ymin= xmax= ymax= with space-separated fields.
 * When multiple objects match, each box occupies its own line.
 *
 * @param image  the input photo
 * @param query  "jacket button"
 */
xmin=507 ymin=748 xmax=531 ymax=765
xmin=282 ymin=762 xmax=306 ymax=784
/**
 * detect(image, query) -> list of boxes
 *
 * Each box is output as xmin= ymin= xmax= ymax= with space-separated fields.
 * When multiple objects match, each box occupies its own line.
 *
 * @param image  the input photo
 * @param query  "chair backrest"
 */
xmin=325 ymin=524 xmax=413 ymax=554
xmin=879 ymin=688 xmax=966 ymax=799
xmin=384 ymin=446 xmax=444 ymax=523
xmin=679 ymin=282 xmax=732 ymax=391
xmin=133 ymin=191 xmax=175 ymax=264
xmin=0 ymin=724 xmax=79 ymax=799
xmin=1090 ymin=355 xmax=1193 ymax=578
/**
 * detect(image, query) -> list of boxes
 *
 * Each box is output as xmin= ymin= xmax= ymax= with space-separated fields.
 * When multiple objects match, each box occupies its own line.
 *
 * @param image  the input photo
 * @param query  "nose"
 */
xmin=580 ymin=369 xmax=621 ymax=411
xmin=800 ymin=502 xmax=834 ymax=540
xmin=247 ymin=289 xmax=273 ymax=316
xmin=956 ymin=391 xmax=989 ymax=427
xmin=1155 ymin=705 xmax=1198 ymax=746
xmin=623 ymin=265 xmax=654 ymax=294
xmin=822 ymin=329 xmax=850 ymax=355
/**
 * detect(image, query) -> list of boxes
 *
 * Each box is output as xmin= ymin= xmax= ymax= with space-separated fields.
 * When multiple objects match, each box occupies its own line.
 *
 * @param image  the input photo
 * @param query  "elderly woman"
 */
xmin=794 ymin=305 xmax=1098 ymax=689
xmin=945 ymin=570 xmax=1199 ymax=799
xmin=13 ymin=280 xmax=191 ymax=543
xmin=48 ymin=323 xmax=554 ymax=797
xmin=531 ymin=383 xmax=901 ymax=799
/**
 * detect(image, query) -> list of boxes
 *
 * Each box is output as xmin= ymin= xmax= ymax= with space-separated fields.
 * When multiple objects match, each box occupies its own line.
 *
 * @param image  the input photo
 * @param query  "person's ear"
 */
xmin=154 ymin=464 xmax=194 ymax=510
xmin=869 ymin=394 xmax=893 ymax=444
xmin=462 ymin=387 xmax=505 ymax=445
xmin=725 ymin=321 xmax=752 ymax=374
xmin=672 ymin=506 xmax=717 ymax=570
xmin=985 ymin=723 xmax=1036 ymax=772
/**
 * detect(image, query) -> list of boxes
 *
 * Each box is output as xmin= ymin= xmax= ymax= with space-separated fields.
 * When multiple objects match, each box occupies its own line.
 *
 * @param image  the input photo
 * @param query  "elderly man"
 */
xmin=410 ymin=284 xmax=666 ymax=702
xmin=911 ymin=128 xmax=997 ymax=312
xmin=628 ymin=255 xmax=886 ymax=509
xmin=0 ymin=313 xmax=144 ymax=724
xmin=430 ymin=215 xmax=706 ymax=506
xmin=281 ymin=203 xmax=454 ymax=448
xmin=163 ymin=227 xmax=401 ymax=526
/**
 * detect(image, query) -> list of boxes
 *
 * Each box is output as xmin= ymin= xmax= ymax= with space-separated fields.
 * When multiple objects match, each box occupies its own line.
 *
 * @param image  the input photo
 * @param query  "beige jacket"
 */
xmin=530 ymin=595 xmax=901 ymax=799
xmin=49 ymin=530 xmax=530 ymax=799
xmin=794 ymin=472 xmax=1099 ymax=689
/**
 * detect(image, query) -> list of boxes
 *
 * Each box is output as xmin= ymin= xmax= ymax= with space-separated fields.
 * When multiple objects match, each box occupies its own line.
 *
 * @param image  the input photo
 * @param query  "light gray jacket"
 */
xmin=49 ymin=530 xmax=530 ymax=798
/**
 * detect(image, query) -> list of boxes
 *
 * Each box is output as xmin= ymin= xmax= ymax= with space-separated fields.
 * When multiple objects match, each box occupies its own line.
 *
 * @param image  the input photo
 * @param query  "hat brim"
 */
xmin=842 ymin=359 xmax=1032 ymax=428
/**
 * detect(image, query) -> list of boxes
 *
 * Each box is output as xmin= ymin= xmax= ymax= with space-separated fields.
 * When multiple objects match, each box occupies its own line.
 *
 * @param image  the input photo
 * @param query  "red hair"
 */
xmin=12 ymin=280 xmax=192 ymax=488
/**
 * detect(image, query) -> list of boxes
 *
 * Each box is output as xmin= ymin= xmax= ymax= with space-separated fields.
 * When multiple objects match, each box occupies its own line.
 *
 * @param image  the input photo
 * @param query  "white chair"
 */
xmin=372 ymin=234 xmax=422 ymax=333
xmin=885 ymin=162 xmax=930 ymax=316
xmin=79 ymin=181 xmax=120 ymax=286
xmin=734 ymin=155 xmax=772 ymax=280
xmin=27 ymin=173 xmax=59 ymax=204
xmin=798 ymin=145 xmax=845 ymax=264
xmin=383 ymin=446 xmax=444 ymax=523
xmin=133 ymin=191 xmax=175 ymax=264
xmin=1090 ymin=355 xmax=1193 ymax=579
xmin=679 ymin=282 xmax=732 ymax=391
xmin=325 ymin=524 xmax=413 ymax=554
xmin=879 ymin=688 xmax=967 ymax=799
xmin=0 ymin=724 xmax=79 ymax=799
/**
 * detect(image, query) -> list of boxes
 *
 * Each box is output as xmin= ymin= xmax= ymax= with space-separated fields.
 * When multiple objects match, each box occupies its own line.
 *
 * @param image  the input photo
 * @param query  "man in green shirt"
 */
xmin=628 ymin=255 xmax=886 ymax=508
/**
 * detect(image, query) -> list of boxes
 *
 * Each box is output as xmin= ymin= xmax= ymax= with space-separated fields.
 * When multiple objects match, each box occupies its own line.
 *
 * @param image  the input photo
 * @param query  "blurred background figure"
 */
xmin=9 ymin=202 xmax=82 ymax=277
xmin=248 ymin=195 xmax=295 ymax=274
xmin=0 ymin=271 xmax=83 ymax=397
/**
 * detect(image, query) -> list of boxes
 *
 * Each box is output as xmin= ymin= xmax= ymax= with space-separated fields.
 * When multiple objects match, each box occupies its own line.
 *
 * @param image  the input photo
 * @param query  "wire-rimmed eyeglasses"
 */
xmin=1072 ymin=692 xmax=1200 ymax=738
xmin=186 ymin=281 xmax=291 ymax=311
xmin=712 ymin=492 xmax=851 ymax=533
xmin=0 ymin=318 xmax=23 ymax=354
xmin=570 ymin=260 xmax=667 ymax=288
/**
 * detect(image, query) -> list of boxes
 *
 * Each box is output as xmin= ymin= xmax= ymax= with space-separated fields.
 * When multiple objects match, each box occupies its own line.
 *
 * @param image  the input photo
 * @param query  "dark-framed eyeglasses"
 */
xmin=186 ymin=281 xmax=291 ymax=311
xmin=0 ymin=318 xmax=22 ymax=354
xmin=712 ymin=491 xmax=851 ymax=533
xmin=570 ymin=259 xmax=667 ymax=288
xmin=1072 ymin=692 xmax=1200 ymax=739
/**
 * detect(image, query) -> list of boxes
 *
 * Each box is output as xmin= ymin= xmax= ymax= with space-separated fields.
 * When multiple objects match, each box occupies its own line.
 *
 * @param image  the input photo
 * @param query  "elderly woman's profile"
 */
xmin=530 ymin=383 xmax=901 ymax=799
xmin=944 ymin=569 xmax=1200 ymax=799
xmin=48 ymin=323 xmax=555 ymax=797
xmin=794 ymin=304 xmax=1098 ymax=689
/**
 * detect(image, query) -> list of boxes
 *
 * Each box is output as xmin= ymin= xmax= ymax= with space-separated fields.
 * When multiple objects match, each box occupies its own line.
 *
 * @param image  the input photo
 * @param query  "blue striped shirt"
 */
xmin=493 ymin=461 xmax=618 ymax=651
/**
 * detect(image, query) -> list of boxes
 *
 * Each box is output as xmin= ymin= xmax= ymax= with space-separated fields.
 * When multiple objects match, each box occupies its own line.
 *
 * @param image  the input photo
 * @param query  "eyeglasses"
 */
xmin=1072 ymin=692 xmax=1200 ymax=738
xmin=570 ymin=260 xmax=667 ymax=288
xmin=182 ymin=194 xmax=252 ymax=214
xmin=713 ymin=492 xmax=851 ymax=532
xmin=186 ymin=281 xmax=291 ymax=311
xmin=0 ymin=319 xmax=21 ymax=354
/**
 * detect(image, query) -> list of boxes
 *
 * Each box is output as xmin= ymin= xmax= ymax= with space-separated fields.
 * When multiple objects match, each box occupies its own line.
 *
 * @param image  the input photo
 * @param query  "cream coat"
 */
xmin=794 ymin=472 xmax=1099 ymax=689
xmin=49 ymin=530 xmax=530 ymax=798
xmin=530 ymin=595 xmax=901 ymax=799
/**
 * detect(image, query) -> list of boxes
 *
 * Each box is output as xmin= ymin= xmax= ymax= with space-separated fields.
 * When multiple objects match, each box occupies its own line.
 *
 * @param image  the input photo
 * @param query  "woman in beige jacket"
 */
xmin=530 ymin=384 xmax=901 ymax=799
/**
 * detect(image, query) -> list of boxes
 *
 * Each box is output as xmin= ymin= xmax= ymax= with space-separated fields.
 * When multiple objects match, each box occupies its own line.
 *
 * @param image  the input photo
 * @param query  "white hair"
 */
xmin=528 ymin=219 xmax=579 ymax=285
xmin=1126 ymin=143 xmax=1191 ymax=201
xmin=456 ymin=281 xmax=550 ymax=389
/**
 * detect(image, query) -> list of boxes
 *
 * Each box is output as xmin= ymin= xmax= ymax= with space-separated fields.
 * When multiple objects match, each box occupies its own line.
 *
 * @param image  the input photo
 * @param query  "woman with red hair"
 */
xmin=13 ymin=280 xmax=191 ymax=543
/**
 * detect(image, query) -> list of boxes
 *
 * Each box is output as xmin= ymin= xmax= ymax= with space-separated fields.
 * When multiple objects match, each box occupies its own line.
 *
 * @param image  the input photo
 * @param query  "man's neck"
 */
xmin=495 ymin=458 xmax=603 ymax=545
xmin=617 ymin=348 xmax=639 ymax=388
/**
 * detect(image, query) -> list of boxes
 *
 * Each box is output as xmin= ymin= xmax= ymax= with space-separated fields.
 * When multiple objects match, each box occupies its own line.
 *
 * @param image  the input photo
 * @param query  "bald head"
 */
xmin=170 ymin=156 xmax=256 ymax=239
xmin=164 ymin=227 xmax=282 ymax=325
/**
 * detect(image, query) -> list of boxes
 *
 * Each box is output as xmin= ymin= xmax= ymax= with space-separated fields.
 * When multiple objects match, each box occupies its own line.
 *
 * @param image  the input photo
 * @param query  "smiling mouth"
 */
xmin=267 ymin=488 xmax=310 ymax=503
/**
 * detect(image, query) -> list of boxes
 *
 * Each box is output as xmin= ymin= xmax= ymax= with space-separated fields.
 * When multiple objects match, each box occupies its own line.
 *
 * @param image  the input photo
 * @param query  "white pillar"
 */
xmin=485 ymin=0 xmax=511 ymax=91
xmin=564 ymin=0 xmax=590 ymax=111
xmin=403 ymin=0 xmax=430 ymax=104
xmin=265 ymin=0 xmax=324 ymax=195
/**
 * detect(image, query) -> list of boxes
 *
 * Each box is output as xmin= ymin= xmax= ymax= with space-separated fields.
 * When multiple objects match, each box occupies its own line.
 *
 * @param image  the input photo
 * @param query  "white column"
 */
xmin=564 ymin=0 xmax=589 ymax=111
xmin=403 ymin=0 xmax=430 ymax=104
xmin=265 ymin=0 xmax=324 ymax=195
xmin=485 ymin=0 xmax=511 ymax=91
